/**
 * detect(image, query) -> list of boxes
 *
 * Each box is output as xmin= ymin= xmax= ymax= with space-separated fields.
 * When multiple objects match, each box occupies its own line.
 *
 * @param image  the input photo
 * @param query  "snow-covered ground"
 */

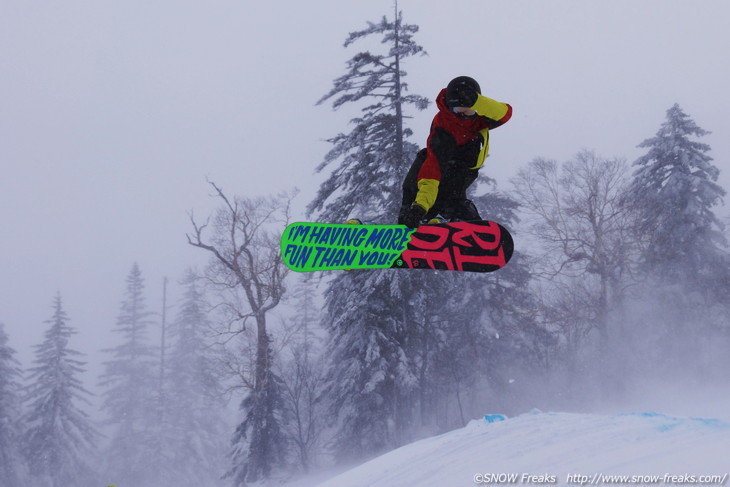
xmin=312 ymin=410 xmax=730 ymax=486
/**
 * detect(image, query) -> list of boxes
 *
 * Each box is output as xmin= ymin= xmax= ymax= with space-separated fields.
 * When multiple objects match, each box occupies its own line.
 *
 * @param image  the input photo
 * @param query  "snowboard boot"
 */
xmin=427 ymin=215 xmax=448 ymax=224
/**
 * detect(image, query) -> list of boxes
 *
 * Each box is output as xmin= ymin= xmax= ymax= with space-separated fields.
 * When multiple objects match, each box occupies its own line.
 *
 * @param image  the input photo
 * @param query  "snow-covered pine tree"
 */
xmin=99 ymin=263 xmax=159 ymax=486
xmin=0 ymin=324 xmax=27 ymax=487
xmin=308 ymin=5 xmax=428 ymax=462
xmin=321 ymin=270 xmax=420 ymax=461
xmin=631 ymin=104 xmax=727 ymax=285
xmin=629 ymin=105 xmax=729 ymax=373
xmin=229 ymin=337 xmax=287 ymax=484
xmin=22 ymin=294 xmax=99 ymax=487
xmin=156 ymin=270 xmax=227 ymax=487
xmin=308 ymin=5 xmax=428 ymax=222
xmin=412 ymin=188 xmax=548 ymax=429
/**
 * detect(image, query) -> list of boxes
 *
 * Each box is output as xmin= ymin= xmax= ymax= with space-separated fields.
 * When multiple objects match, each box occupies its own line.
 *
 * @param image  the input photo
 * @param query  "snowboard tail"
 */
xmin=280 ymin=220 xmax=513 ymax=273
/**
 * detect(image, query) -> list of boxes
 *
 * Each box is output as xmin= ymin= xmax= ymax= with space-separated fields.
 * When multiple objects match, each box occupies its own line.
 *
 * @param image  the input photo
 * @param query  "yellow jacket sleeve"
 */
xmin=414 ymin=178 xmax=439 ymax=212
xmin=469 ymin=95 xmax=512 ymax=169
xmin=471 ymin=94 xmax=512 ymax=122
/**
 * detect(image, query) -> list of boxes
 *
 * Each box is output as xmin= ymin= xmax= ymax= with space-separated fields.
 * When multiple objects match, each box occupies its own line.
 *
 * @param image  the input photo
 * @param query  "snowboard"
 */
xmin=280 ymin=220 xmax=513 ymax=273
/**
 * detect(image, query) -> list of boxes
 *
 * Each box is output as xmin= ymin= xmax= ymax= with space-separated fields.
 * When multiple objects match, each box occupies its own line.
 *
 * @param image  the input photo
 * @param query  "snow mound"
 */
xmin=317 ymin=410 xmax=730 ymax=487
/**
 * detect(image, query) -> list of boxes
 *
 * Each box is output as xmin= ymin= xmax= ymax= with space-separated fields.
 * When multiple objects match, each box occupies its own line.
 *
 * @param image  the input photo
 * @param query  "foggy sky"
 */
xmin=2 ymin=0 xmax=729 ymax=371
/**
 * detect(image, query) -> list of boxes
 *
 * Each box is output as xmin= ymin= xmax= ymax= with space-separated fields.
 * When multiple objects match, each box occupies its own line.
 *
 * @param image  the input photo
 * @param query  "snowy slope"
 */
xmin=316 ymin=410 xmax=730 ymax=487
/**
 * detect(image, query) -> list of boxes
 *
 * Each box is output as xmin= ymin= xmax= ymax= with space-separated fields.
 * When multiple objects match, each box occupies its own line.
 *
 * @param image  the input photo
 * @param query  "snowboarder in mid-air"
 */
xmin=399 ymin=76 xmax=513 ymax=228
xmin=326 ymin=76 xmax=515 ymax=272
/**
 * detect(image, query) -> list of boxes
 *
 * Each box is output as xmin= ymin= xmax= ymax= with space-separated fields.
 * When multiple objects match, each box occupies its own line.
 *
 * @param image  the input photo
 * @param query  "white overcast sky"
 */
xmin=2 ymin=0 xmax=729 ymax=366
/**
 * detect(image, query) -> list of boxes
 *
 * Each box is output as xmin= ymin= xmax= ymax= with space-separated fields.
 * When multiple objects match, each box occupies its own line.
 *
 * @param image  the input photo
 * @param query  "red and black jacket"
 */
xmin=413 ymin=89 xmax=512 ymax=211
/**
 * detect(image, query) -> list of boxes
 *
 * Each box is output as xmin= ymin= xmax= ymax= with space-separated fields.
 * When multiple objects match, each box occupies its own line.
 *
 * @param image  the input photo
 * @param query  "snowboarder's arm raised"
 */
xmin=471 ymin=94 xmax=512 ymax=129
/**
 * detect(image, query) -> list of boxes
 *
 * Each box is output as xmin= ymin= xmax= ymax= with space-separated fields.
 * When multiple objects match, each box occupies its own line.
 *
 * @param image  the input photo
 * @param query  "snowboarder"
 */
xmin=398 ymin=76 xmax=513 ymax=228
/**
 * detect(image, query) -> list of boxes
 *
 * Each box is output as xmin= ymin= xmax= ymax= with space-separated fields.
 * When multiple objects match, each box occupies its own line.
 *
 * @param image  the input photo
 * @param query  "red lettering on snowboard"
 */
xmin=400 ymin=221 xmax=507 ymax=271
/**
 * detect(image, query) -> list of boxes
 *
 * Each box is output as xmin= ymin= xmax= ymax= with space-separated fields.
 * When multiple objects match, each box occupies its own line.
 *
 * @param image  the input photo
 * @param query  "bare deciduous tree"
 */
xmin=187 ymin=181 xmax=292 ymax=485
xmin=512 ymin=151 xmax=639 ymax=348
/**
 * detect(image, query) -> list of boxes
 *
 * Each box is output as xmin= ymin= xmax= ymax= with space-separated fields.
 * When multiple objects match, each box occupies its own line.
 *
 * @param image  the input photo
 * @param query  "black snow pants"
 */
xmin=398 ymin=148 xmax=481 ymax=224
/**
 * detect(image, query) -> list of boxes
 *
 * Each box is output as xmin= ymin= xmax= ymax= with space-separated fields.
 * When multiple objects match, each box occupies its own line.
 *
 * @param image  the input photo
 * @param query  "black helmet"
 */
xmin=445 ymin=76 xmax=481 ymax=108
